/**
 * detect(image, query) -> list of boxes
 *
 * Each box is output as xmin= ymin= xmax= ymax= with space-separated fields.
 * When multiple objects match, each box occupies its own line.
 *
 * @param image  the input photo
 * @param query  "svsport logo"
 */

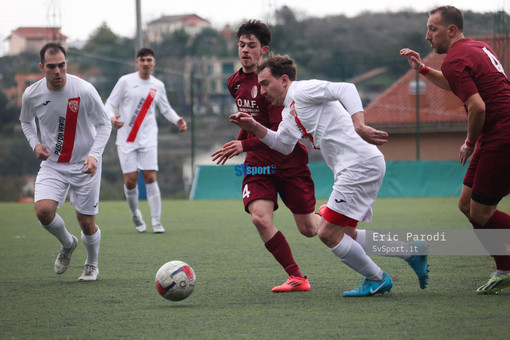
xmin=234 ymin=164 xmax=276 ymax=176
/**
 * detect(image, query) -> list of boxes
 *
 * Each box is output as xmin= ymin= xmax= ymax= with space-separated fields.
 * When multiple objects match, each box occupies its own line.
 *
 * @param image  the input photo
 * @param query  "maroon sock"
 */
xmin=484 ymin=211 xmax=510 ymax=270
xmin=484 ymin=210 xmax=510 ymax=229
xmin=265 ymin=231 xmax=304 ymax=278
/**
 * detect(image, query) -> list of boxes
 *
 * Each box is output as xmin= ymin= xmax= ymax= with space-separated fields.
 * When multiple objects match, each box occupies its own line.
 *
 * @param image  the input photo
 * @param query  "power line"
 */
xmin=68 ymin=49 xmax=183 ymax=76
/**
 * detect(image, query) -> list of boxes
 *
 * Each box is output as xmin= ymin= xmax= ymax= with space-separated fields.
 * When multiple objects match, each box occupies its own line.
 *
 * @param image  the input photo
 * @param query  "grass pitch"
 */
xmin=1 ymin=197 xmax=509 ymax=339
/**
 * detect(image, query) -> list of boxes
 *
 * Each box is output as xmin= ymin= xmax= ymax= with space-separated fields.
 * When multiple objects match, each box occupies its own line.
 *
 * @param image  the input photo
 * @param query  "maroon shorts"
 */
xmin=464 ymin=143 xmax=510 ymax=205
xmin=241 ymin=168 xmax=315 ymax=215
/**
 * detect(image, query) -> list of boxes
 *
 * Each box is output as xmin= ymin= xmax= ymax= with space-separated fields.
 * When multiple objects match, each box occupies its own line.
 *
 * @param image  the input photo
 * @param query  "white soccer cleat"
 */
xmin=132 ymin=209 xmax=146 ymax=233
xmin=54 ymin=235 xmax=78 ymax=274
xmin=476 ymin=272 xmax=510 ymax=294
xmin=152 ymin=221 xmax=165 ymax=233
xmin=78 ymin=265 xmax=99 ymax=281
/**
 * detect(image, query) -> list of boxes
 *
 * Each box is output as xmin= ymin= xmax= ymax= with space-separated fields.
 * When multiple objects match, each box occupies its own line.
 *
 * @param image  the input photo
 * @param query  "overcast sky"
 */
xmin=1 ymin=0 xmax=507 ymax=55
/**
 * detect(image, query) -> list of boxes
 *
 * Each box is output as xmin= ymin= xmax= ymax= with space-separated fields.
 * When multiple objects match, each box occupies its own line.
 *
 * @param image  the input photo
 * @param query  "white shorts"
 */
xmin=34 ymin=160 xmax=102 ymax=215
xmin=117 ymin=147 xmax=158 ymax=174
xmin=327 ymin=156 xmax=385 ymax=223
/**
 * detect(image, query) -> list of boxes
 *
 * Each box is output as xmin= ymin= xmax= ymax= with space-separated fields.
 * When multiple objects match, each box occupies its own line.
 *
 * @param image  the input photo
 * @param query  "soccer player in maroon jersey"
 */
xmin=401 ymin=5 xmax=510 ymax=294
xmin=212 ymin=20 xmax=320 ymax=292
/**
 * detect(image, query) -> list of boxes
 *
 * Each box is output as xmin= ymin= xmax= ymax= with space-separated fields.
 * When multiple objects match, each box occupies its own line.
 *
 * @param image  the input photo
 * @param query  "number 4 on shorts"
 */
xmin=242 ymin=184 xmax=250 ymax=199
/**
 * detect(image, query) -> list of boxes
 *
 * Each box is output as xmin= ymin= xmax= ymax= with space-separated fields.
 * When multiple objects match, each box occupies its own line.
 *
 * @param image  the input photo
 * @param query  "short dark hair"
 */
xmin=430 ymin=6 xmax=464 ymax=31
xmin=236 ymin=20 xmax=272 ymax=47
xmin=40 ymin=42 xmax=66 ymax=64
xmin=258 ymin=53 xmax=297 ymax=81
xmin=137 ymin=47 xmax=155 ymax=59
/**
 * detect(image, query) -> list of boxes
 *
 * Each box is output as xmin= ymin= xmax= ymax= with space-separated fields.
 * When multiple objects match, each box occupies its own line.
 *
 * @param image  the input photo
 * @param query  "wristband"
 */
xmin=419 ymin=65 xmax=430 ymax=75
xmin=465 ymin=139 xmax=475 ymax=148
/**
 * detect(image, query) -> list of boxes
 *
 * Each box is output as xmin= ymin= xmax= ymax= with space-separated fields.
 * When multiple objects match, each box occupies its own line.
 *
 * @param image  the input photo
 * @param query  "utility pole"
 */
xmin=135 ymin=0 xmax=143 ymax=55
xmin=415 ymin=72 xmax=421 ymax=161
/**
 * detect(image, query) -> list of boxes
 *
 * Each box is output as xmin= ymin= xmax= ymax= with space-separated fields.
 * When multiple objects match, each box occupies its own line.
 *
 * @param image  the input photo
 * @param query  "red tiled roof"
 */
xmin=349 ymin=67 xmax=387 ymax=84
xmin=365 ymin=35 xmax=510 ymax=126
xmin=9 ymin=27 xmax=67 ymax=40
xmin=150 ymin=14 xmax=210 ymax=26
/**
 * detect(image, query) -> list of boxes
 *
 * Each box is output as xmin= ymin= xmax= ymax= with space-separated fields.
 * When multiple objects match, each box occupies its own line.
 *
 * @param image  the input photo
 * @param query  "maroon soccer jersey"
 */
xmin=228 ymin=68 xmax=315 ymax=214
xmin=441 ymin=38 xmax=510 ymax=146
xmin=227 ymin=68 xmax=309 ymax=169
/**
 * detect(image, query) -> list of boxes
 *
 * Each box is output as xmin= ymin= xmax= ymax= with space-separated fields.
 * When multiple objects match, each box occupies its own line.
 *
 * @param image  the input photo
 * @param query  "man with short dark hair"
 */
xmin=20 ymin=42 xmax=112 ymax=281
xmin=401 ymin=5 xmax=510 ymax=294
xmin=212 ymin=20 xmax=319 ymax=292
xmin=230 ymin=53 xmax=399 ymax=297
xmin=106 ymin=47 xmax=187 ymax=234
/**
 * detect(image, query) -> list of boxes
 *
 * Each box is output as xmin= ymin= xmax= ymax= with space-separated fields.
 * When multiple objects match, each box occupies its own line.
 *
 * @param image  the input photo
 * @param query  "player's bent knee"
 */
xmin=298 ymin=225 xmax=317 ymax=238
xmin=458 ymin=200 xmax=470 ymax=217
xmin=35 ymin=202 xmax=57 ymax=225
xmin=36 ymin=211 xmax=55 ymax=226
xmin=469 ymin=211 xmax=493 ymax=227
xmin=317 ymin=224 xmax=335 ymax=245
xmin=251 ymin=214 xmax=272 ymax=231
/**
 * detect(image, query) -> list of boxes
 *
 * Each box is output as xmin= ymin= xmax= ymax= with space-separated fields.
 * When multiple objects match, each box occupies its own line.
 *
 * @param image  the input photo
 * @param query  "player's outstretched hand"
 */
xmin=211 ymin=140 xmax=243 ymax=165
xmin=400 ymin=48 xmax=422 ymax=71
xmin=229 ymin=112 xmax=255 ymax=130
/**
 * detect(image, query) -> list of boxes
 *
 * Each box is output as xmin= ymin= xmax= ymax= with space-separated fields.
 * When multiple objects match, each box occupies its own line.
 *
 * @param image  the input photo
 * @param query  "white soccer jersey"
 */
xmin=105 ymin=72 xmax=180 ymax=152
xmin=20 ymin=74 xmax=111 ymax=163
xmin=264 ymin=79 xmax=382 ymax=178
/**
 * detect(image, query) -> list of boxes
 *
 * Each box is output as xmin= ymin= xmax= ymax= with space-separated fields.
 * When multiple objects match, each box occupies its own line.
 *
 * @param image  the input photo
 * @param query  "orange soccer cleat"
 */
xmin=272 ymin=275 xmax=311 ymax=292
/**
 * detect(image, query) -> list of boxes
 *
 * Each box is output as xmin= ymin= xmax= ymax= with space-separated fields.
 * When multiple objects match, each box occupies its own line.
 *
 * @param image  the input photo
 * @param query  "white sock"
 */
xmin=146 ymin=181 xmax=161 ymax=224
xmin=356 ymin=229 xmax=411 ymax=261
xmin=42 ymin=214 xmax=73 ymax=248
xmin=124 ymin=185 xmax=139 ymax=216
xmin=356 ymin=229 xmax=367 ymax=249
xmin=331 ymin=234 xmax=383 ymax=281
xmin=81 ymin=228 xmax=101 ymax=267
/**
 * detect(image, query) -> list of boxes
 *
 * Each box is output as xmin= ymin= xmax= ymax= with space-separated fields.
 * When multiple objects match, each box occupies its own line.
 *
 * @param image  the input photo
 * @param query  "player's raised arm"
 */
xmin=229 ymin=112 xmax=268 ymax=139
xmin=399 ymin=48 xmax=451 ymax=90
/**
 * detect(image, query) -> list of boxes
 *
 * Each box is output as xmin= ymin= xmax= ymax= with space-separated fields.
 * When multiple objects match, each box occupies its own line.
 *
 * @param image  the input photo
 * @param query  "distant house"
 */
xmin=364 ymin=34 xmax=510 ymax=161
xmin=183 ymin=56 xmax=241 ymax=114
xmin=349 ymin=67 xmax=395 ymax=106
xmin=7 ymin=27 xmax=67 ymax=56
xmin=7 ymin=67 xmax=83 ymax=108
xmin=146 ymin=14 xmax=211 ymax=44
xmin=13 ymin=74 xmax=43 ymax=107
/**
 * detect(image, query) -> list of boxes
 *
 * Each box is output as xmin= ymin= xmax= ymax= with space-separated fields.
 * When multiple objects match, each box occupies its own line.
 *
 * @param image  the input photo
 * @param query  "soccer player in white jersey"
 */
xmin=231 ymin=53 xmax=429 ymax=296
xmin=19 ymin=42 xmax=112 ymax=281
xmin=105 ymin=48 xmax=187 ymax=233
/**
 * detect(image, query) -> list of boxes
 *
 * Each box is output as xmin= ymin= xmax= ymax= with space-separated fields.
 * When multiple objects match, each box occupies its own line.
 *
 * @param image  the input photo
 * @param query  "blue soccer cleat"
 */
xmin=343 ymin=272 xmax=393 ymax=297
xmin=406 ymin=255 xmax=430 ymax=289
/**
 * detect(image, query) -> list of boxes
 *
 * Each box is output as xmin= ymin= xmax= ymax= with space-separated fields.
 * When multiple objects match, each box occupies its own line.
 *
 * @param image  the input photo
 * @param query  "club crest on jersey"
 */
xmin=68 ymin=99 xmax=80 ymax=113
xmin=251 ymin=85 xmax=258 ymax=99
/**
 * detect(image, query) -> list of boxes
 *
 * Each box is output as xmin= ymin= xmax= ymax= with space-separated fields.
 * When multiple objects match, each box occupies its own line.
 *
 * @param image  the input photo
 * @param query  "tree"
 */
xmin=77 ymin=23 xmax=135 ymax=96
xmin=189 ymin=27 xmax=231 ymax=57
xmin=0 ymin=91 xmax=19 ymax=131
xmin=155 ymin=29 xmax=189 ymax=58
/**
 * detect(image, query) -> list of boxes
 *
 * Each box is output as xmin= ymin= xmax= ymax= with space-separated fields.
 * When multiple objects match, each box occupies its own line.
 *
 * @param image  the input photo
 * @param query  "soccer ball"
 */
xmin=155 ymin=260 xmax=196 ymax=301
